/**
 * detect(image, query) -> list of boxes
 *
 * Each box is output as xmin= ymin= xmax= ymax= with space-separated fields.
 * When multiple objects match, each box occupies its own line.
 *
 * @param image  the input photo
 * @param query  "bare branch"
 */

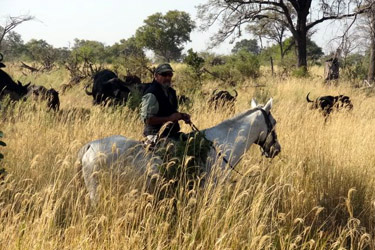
xmin=307 ymin=1 xmax=374 ymax=30
xmin=0 ymin=14 xmax=34 ymax=50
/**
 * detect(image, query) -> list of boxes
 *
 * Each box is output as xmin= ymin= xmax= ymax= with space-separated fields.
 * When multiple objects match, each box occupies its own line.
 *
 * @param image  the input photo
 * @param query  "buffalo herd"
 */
xmin=0 ymin=53 xmax=60 ymax=111
xmin=1 ymin=52 xmax=354 ymax=119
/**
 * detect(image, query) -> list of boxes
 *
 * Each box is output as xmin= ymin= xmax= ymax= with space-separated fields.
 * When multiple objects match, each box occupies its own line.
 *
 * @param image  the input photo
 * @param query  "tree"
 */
xmin=247 ymin=13 xmax=293 ymax=60
xmin=0 ymin=30 xmax=25 ymax=60
xmin=184 ymin=49 xmax=205 ymax=84
xmin=70 ymin=39 xmax=106 ymax=76
xmin=24 ymin=39 xmax=58 ymax=71
xmin=108 ymin=37 xmax=151 ymax=78
xmin=198 ymin=0 xmax=374 ymax=71
xmin=231 ymin=39 xmax=259 ymax=54
xmin=306 ymin=38 xmax=324 ymax=62
xmin=366 ymin=1 xmax=375 ymax=83
xmin=136 ymin=10 xmax=195 ymax=62
xmin=0 ymin=15 xmax=34 ymax=51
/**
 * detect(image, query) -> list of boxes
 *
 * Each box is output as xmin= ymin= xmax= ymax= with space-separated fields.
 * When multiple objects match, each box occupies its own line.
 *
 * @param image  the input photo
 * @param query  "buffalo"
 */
xmin=306 ymin=92 xmax=353 ymax=117
xmin=85 ymin=70 xmax=146 ymax=106
xmin=177 ymin=95 xmax=191 ymax=105
xmin=208 ymin=89 xmax=238 ymax=110
xmin=0 ymin=53 xmax=30 ymax=101
xmin=26 ymin=85 xmax=60 ymax=111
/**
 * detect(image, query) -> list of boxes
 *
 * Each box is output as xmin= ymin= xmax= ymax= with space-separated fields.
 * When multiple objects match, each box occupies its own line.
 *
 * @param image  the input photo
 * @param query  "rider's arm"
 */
xmin=141 ymin=93 xmax=189 ymax=125
xmin=140 ymin=93 xmax=159 ymax=121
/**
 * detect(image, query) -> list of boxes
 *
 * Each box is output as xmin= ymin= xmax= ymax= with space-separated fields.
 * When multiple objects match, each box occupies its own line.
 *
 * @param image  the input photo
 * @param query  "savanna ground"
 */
xmin=1 ymin=63 xmax=375 ymax=249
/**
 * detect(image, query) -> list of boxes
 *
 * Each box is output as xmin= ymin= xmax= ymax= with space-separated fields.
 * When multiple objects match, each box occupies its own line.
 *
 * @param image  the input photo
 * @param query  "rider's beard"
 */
xmin=162 ymin=81 xmax=172 ymax=88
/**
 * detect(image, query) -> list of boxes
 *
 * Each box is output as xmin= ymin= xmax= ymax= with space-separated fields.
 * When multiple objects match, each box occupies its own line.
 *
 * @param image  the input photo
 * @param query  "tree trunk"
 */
xmin=369 ymin=37 xmax=375 ymax=84
xmin=324 ymin=58 xmax=340 ymax=81
xmin=295 ymin=13 xmax=308 ymax=70
xmin=368 ymin=6 xmax=375 ymax=84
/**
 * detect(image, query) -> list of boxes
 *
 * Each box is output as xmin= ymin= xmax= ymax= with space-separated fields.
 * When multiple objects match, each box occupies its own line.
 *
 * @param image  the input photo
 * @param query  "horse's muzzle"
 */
xmin=267 ymin=143 xmax=281 ymax=158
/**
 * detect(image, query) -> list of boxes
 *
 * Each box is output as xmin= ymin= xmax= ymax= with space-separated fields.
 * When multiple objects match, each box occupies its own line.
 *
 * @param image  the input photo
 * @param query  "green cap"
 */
xmin=155 ymin=63 xmax=174 ymax=74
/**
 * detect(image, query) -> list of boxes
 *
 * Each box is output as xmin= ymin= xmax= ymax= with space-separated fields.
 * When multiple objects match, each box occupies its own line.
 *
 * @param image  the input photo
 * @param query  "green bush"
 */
xmin=341 ymin=54 xmax=368 ymax=81
xmin=203 ymin=50 xmax=260 ymax=85
xmin=126 ymin=90 xmax=143 ymax=111
xmin=184 ymin=49 xmax=205 ymax=84
xmin=231 ymin=49 xmax=260 ymax=79
xmin=292 ymin=66 xmax=310 ymax=78
xmin=173 ymin=66 xmax=204 ymax=96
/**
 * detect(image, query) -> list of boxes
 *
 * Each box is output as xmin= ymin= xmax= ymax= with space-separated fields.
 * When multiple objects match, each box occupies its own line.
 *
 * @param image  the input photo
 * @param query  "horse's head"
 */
xmin=251 ymin=98 xmax=281 ymax=158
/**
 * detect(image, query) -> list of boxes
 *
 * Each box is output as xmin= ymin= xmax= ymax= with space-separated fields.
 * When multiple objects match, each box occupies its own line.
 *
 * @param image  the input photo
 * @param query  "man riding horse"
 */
xmin=141 ymin=63 xmax=191 ymax=147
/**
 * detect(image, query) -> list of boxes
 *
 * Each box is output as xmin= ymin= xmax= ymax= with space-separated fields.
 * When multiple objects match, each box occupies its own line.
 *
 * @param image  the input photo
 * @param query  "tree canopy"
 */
xmin=231 ymin=39 xmax=259 ymax=54
xmin=136 ymin=10 xmax=195 ymax=62
xmin=198 ymin=0 xmax=374 ymax=70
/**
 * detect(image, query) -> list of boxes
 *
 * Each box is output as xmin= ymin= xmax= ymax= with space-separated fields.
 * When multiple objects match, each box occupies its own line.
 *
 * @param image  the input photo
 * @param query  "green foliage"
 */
xmin=291 ymin=66 xmax=310 ymax=78
xmin=136 ymin=10 xmax=195 ymax=62
xmin=231 ymin=39 xmax=260 ymax=54
xmin=341 ymin=53 xmax=369 ymax=81
xmin=306 ymin=38 xmax=324 ymax=63
xmin=259 ymin=37 xmax=323 ymax=69
xmin=108 ymin=37 xmax=151 ymax=79
xmin=155 ymin=132 xmax=212 ymax=180
xmin=65 ymin=39 xmax=107 ymax=78
xmin=0 ymin=30 xmax=26 ymax=61
xmin=24 ymin=39 xmax=59 ymax=70
xmin=183 ymin=49 xmax=205 ymax=84
xmin=126 ymin=89 xmax=143 ymax=111
xmin=172 ymin=65 xmax=203 ymax=96
xmin=231 ymin=49 xmax=260 ymax=78
xmin=184 ymin=49 xmax=205 ymax=73
xmin=204 ymin=50 xmax=260 ymax=84
xmin=71 ymin=39 xmax=107 ymax=65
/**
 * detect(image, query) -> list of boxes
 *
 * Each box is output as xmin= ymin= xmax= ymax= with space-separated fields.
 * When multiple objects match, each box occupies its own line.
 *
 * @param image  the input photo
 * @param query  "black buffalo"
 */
xmin=85 ymin=70 xmax=145 ymax=106
xmin=306 ymin=92 xmax=353 ymax=117
xmin=26 ymin=85 xmax=60 ymax=111
xmin=208 ymin=89 xmax=238 ymax=110
xmin=177 ymin=95 xmax=191 ymax=105
xmin=0 ymin=53 xmax=30 ymax=101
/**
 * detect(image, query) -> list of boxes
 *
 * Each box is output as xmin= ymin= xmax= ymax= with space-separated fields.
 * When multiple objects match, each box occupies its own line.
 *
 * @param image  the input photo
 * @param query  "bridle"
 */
xmin=188 ymin=107 xmax=277 ymax=177
xmin=254 ymin=108 xmax=278 ymax=157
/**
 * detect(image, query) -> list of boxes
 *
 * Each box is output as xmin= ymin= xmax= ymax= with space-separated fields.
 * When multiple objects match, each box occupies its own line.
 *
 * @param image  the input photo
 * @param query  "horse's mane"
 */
xmin=206 ymin=106 xmax=262 ymax=130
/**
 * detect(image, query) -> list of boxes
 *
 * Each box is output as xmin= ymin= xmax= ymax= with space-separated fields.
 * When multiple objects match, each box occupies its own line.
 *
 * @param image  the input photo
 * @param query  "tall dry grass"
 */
xmin=0 ymin=65 xmax=375 ymax=249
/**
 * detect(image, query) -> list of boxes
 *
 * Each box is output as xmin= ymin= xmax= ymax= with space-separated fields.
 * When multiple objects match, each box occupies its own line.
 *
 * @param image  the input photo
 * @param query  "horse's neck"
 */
xmin=202 ymin=110 xmax=262 ymax=167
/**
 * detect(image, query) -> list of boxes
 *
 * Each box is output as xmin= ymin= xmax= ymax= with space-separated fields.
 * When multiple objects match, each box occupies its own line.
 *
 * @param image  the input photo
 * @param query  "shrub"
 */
xmin=292 ymin=66 xmax=310 ymax=78
xmin=231 ymin=49 xmax=260 ymax=79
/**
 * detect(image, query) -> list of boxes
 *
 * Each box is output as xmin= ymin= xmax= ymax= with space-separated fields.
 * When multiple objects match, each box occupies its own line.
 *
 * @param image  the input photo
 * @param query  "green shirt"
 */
xmin=140 ymin=93 xmax=159 ymax=121
xmin=140 ymin=84 xmax=175 ymax=122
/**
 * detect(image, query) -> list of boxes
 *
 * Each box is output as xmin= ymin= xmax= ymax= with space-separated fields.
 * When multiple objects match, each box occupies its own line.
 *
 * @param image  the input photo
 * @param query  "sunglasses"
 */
xmin=160 ymin=72 xmax=173 ymax=77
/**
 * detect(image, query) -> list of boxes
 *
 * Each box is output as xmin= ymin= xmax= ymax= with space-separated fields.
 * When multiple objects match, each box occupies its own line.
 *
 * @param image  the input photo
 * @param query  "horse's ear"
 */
xmin=251 ymin=98 xmax=258 ymax=108
xmin=263 ymin=98 xmax=273 ymax=113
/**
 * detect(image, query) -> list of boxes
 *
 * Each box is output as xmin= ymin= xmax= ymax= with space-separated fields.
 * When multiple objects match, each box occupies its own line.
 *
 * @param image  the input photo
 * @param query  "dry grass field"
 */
xmin=1 ymin=64 xmax=375 ymax=249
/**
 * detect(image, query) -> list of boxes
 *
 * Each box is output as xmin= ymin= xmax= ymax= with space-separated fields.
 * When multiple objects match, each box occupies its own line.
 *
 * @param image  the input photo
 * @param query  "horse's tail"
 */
xmin=74 ymin=144 xmax=91 ymax=187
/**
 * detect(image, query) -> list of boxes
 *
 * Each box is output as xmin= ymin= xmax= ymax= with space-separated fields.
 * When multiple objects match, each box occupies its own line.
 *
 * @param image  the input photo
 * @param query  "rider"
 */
xmin=140 ymin=63 xmax=190 ymax=146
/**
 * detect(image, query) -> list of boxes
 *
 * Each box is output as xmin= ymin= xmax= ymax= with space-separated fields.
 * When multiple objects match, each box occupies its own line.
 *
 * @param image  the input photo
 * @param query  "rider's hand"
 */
xmin=180 ymin=113 xmax=191 ymax=124
xmin=169 ymin=112 xmax=183 ymax=122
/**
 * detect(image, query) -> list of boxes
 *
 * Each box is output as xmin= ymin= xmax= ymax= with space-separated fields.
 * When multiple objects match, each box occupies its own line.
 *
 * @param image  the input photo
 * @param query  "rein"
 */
xmin=188 ymin=107 xmax=273 ymax=178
